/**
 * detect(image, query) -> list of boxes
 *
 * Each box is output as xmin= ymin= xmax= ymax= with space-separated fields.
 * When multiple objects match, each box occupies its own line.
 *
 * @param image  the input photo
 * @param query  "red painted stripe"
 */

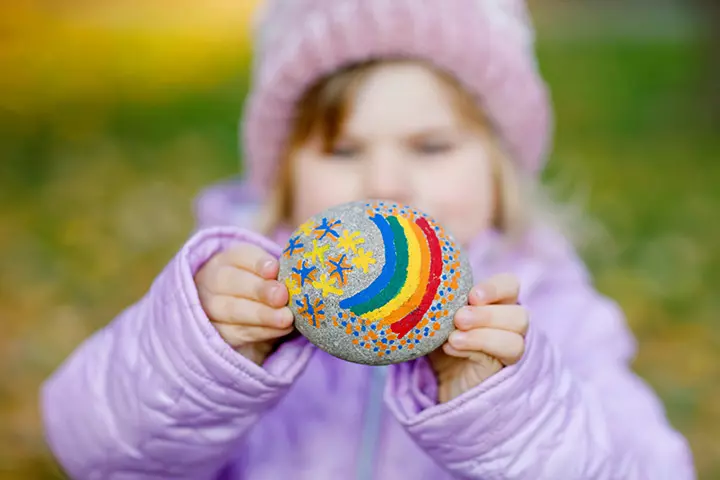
xmin=390 ymin=217 xmax=443 ymax=338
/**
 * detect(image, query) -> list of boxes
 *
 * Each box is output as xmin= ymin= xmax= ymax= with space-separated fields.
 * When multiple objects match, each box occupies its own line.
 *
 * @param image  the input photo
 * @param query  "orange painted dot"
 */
xmin=433 ymin=323 xmax=441 ymax=331
xmin=352 ymin=339 xmax=359 ymax=345
xmin=408 ymin=344 xmax=415 ymax=350
xmin=345 ymin=325 xmax=352 ymax=335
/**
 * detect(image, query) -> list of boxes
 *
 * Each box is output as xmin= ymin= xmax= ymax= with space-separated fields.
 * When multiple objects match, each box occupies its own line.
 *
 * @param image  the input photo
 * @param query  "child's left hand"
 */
xmin=429 ymin=274 xmax=528 ymax=403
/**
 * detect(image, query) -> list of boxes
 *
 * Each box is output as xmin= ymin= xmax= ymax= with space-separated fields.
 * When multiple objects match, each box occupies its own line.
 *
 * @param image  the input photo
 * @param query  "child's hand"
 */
xmin=195 ymin=244 xmax=295 ymax=365
xmin=429 ymin=274 xmax=528 ymax=403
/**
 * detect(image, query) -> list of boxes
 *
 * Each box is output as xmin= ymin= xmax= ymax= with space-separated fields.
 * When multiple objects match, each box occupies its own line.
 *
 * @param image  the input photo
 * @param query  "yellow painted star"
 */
xmin=284 ymin=277 xmax=301 ymax=297
xmin=312 ymin=273 xmax=343 ymax=297
xmin=337 ymin=230 xmax=365 ymax=254
xmin=298 ymin=220 xmax=315 ymax=237
xmin=352 ymin=248 xmax=376 ymax=273
xmin=304 ymin=239 xmax=329 ymax=264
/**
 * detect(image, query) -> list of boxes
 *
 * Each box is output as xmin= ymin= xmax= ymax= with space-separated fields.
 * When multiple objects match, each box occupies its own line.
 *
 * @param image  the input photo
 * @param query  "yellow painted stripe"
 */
xmin=380 ymin=219 xmax=430 ymax=326
xmin=364 ymin=216 xmax=422 ymax=322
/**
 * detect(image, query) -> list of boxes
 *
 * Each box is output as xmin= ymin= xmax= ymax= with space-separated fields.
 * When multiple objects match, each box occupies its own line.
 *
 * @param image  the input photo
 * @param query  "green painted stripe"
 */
xmin=351 ymin=216 xmax=409 ymax=317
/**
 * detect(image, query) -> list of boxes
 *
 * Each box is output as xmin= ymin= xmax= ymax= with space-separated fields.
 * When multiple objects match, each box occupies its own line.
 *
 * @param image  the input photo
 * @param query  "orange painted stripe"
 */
xmin=380 ymin=219 xmax=430 ymax=326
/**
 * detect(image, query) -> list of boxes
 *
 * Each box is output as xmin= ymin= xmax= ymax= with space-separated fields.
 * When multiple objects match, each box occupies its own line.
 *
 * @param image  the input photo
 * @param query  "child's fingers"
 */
xmin=441 ymin=343 xmax=505 ymax=369
xmin=469 ymin=273 xmax=520 ymax=306
xmin=221 ymin=243 xmax=279 ymax=279
xmin=447 ymin=328 xmax=525 ymax=365
xmin=453 ymin=305 xmax=529 ymax=335
xmin=205 ymin=296 xmax=294 ymax=329
xmin=203 ymin=265 xmax=288 ymax=308
xmin=212 ymin=322 xmax=294 ymax=348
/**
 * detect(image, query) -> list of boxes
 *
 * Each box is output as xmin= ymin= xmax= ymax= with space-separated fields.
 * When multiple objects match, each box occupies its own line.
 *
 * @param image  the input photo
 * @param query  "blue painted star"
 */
xmin=314 ymin=217 xmax=341 ymax=240
xmin=292 ymin=260 xmax=317 ymax=287
xmin=283 ymin=235 xmax=304 ymax=257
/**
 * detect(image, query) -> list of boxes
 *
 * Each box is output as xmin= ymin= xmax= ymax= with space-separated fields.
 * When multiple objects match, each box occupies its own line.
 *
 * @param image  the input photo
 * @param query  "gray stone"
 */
xmin=278 ymin=200 xmax=473 ymax=366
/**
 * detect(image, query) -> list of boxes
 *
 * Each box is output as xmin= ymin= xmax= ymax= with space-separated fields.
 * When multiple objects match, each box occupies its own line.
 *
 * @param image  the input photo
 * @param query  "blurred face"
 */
xmin=289 ymin=63 xmax=496 ymax=245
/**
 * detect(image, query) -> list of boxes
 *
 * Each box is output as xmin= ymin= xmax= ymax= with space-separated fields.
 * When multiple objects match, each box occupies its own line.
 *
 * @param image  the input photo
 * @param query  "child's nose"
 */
xmin=362 ymin=155 xmax=411 ymax=204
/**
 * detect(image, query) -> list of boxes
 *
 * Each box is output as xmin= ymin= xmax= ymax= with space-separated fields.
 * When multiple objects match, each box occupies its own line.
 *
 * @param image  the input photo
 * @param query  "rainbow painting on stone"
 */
xmin=278 ymin=200 xmax=473 ymax=366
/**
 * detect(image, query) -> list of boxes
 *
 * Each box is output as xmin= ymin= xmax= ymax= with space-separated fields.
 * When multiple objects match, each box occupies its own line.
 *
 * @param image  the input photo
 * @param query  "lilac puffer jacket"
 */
xmin=41 ymin=180 xmax=695 ymax=479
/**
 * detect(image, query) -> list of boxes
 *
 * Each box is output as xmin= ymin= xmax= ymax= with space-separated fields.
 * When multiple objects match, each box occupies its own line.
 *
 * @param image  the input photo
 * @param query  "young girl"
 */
xmin=41 ymin=1 xmax=695 ymax=478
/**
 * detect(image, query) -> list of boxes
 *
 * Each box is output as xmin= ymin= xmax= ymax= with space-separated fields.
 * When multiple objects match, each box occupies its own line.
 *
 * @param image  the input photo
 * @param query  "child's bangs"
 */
xmin=289 ymin=61 xmax=382 ymax=153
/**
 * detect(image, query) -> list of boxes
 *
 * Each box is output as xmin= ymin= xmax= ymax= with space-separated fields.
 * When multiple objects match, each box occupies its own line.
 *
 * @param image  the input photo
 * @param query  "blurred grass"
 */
xmin=1 ymin=1 xmax=719 ymax=478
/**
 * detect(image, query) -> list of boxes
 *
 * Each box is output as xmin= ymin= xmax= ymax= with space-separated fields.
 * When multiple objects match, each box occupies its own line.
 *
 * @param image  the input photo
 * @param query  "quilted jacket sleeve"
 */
xmin=384 ymin=248 xmax=695 ymax=479
xmin=40 ymin=226 xmax=314 ymax=480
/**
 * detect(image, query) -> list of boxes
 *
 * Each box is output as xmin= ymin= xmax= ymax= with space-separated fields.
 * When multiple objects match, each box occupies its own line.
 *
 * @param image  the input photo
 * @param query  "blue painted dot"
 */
xmin=341 ymin=321 xmax=347 ymax=327
xmin=439 ymin=290 xmax=445 ymax=296
xmin=398 ymin=345 xmax=403 ymax=350
xmin=381 ymin=338 xmax=387 ymax=344
xmin=374 ymin=347 xmax=379 ymax=352
xmin=371 ymin=324 xmax=377 ymax=330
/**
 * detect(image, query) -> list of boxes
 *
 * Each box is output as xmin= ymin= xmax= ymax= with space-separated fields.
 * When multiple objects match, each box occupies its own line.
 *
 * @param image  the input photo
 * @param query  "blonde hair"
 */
xmin=255 ymin=59 xmax=593 ymax=250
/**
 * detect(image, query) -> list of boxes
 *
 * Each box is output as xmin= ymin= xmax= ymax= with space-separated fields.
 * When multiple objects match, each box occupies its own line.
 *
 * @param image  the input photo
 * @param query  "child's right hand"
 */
xmin=195 ymin=243 xmax=295 ymax=365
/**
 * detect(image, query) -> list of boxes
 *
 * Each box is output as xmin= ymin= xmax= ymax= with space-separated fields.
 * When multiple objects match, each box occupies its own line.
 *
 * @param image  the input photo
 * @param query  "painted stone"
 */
xmin=278 ymin=200 xmax=473 ymax=366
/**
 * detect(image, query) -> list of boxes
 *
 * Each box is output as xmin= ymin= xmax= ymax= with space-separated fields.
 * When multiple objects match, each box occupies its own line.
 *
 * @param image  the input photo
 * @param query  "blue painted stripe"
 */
xmin=339 ymin=214 xmax=396 ymax=309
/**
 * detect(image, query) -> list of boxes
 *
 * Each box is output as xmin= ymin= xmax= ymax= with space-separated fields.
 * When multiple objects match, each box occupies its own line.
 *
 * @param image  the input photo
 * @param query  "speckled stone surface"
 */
xmin=278 ymin=200 xmax=473 ymax=366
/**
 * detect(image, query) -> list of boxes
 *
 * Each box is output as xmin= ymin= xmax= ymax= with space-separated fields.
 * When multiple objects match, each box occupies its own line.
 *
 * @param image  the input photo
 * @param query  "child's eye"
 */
xmin=415 ymin=141 xmax=454 ymax=156
xmin=330 ymin=144 xmax=360 ymax=159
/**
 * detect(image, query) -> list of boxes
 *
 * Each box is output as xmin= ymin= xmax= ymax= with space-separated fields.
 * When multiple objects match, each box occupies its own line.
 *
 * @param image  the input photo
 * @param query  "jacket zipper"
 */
xmin=355 ymin=365 xmax=388 ymax=480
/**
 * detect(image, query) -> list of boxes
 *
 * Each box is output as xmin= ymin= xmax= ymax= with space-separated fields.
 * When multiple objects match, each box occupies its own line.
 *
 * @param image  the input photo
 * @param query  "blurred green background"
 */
xmin=1 ymin=0 xmax=718 ymax=478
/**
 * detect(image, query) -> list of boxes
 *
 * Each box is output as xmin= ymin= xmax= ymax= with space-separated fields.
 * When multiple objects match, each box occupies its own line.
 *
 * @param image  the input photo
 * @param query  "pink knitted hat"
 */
xmin=242 ymin=0 xmax=553 ymax=195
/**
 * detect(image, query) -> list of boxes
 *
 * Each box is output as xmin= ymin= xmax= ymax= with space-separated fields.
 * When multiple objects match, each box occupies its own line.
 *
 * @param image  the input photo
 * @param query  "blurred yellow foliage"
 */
xmin=0 ymin=1 xmax=261 ymax=112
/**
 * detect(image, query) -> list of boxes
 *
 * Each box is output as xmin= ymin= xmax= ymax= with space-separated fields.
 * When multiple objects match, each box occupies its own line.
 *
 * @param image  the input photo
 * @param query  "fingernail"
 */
xmin=450 ymin=331 xmax=467 ymax=347
xmin=473 ymin=287 xmax=487 ymax=303
xmin=260 ymin=258 xmax=275 ymax=275
xmin=276 ymin=309 xmax=294 ymax=328
xmin=454 ymin=307 xmax=472 ymax=326
xmin=267 ymin=283 xmax=281 ymax=303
